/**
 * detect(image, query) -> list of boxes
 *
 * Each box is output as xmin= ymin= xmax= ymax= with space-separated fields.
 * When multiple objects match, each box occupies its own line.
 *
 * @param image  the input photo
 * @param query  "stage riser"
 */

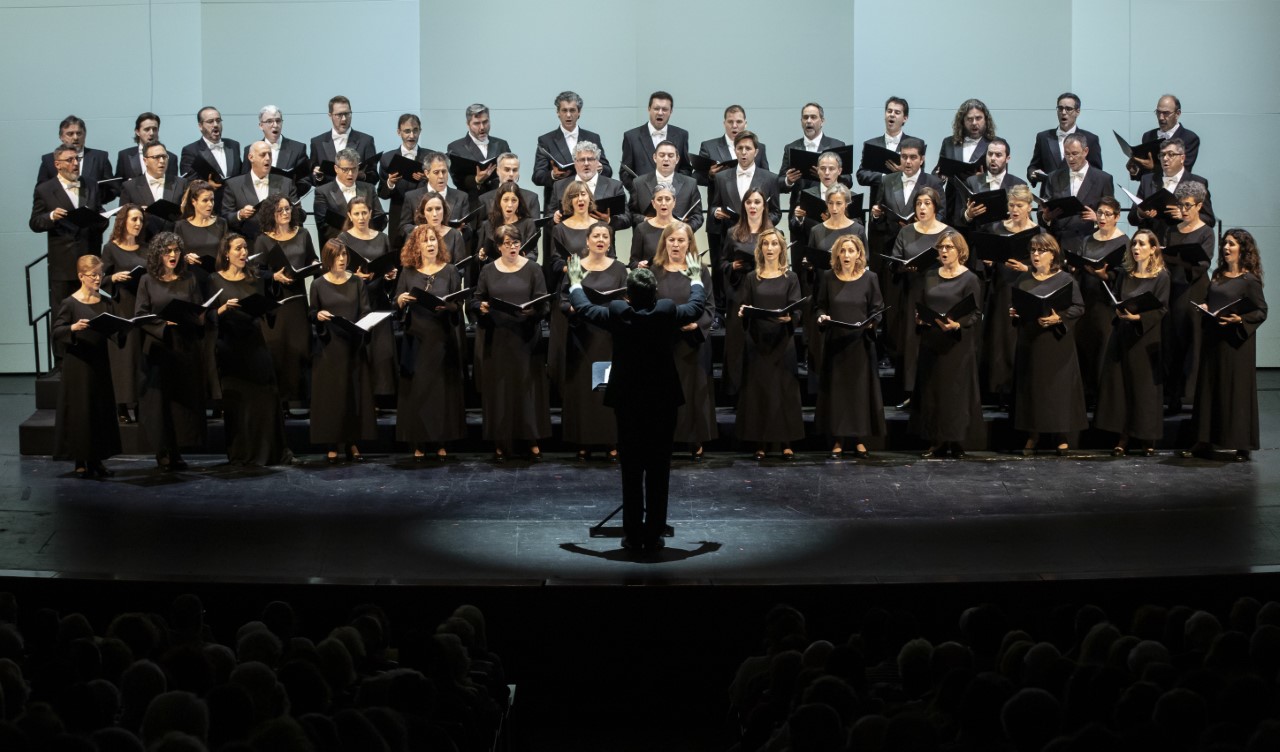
xmin=19 ymin=406 xmax=1196 ymax=457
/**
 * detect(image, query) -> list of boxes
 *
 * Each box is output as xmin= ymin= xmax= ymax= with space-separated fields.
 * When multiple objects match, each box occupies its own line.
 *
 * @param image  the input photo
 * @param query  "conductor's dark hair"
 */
xmin=648 ymin=91 xmax=674 ymax=107
xmin=258 ymin=193 xmax=302 ymax=234
xmin=215 ymin=233 xmax=248 ymax=272
xmin=901 ymin=137 xmax=926 ymax=157
xmin=886 ymin=96 xmax=909 ymax=118
xmin=146 ymin=232 xmax=188 ymax=279
xmin=626 ymin=267 xmax=658 ymax=309
xmin=59 ymin=115 xmax=86 ymax=133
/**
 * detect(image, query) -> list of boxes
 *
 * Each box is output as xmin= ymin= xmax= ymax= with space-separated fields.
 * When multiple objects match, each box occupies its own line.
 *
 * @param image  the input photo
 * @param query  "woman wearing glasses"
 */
xmin=1161 ymin=181 xmax=1214 ymax=414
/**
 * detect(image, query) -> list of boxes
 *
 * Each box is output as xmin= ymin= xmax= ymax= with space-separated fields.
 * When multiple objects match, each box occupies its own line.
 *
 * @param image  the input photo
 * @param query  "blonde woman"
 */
xmin=814 ymin=235 xmax=885 ymax=458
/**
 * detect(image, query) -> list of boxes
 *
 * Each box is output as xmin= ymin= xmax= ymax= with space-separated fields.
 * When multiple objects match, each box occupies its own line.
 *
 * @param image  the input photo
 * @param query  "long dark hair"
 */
xmin=109 ymin=203 xmax=145 ymax=246
xmin=1215 ymin=228 xmax=1264 ymax=284
xmin=487 ymin=181 xmax=529 ymax=229
xmin=730 ymin=188 xmax=773 ymax=243
xmin=215 ymin=233 xmax=248 ymax=272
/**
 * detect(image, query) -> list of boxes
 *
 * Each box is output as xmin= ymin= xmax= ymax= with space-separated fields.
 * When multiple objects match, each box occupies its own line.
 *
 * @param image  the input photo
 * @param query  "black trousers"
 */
xmin=615 ymin=405 xmax=677 ymax=544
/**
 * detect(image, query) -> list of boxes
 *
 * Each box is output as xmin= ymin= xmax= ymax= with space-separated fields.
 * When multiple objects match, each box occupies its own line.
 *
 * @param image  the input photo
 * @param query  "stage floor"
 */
xmin=4 ymin=375 xmax=1280 ymax=587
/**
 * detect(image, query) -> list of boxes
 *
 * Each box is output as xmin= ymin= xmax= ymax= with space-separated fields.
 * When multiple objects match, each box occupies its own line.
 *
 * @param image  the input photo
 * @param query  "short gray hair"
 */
xmin=1174 ymin=181 xmax=1207 ymax=203
xmin=258 ymin=105 xmax=282 ymax=122
xmin=573 ymin=141 xmax=602 ymax=160
xmin=465 ymin=103 xmax=489 ymax=120
xmin=827 ymin=184 xmax=853 ymax=203
xmin=497 ymin=152 xmax=519 ymax=165
xmin=818 ymin=151 xmax=843 ymax=169
xmin=555 ymin=91 xmax=583 ymax=111
xmin=336 ymin=147 xmax=361 ymax=165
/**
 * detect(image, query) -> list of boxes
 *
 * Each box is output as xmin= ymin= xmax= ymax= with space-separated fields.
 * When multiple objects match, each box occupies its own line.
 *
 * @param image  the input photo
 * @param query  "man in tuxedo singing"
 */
xmin=1040 ymin=133 xmax=1114 ymax=245
xmin=1026 ymin=93 xmax=1102 ymax=187
xmin=957 ymin=137 xmax=1026 ymax=227
xmin=310 ymin=95 xmax=377 ymax=185
xmin=116 ymin=112 xmax=176 ymax=182
xmin=446 ymin=104 xmax=512 ymax=202
xmin=779 ymin=102 xmax=849 ymax=195
xmin=619 ymin=91 xmax=690 ymax=191
xmin=250 ymin=106 xmax=309 ymax=194
xmin=36 ymin=116 xmax=115 ymax=201
xmin=857 ymin=97 xmax=915 ymax=191
xmin=119 ymin=143 xmax=189 ymax=240
xmin=179 ymin=107 xmax=242 ymax=203
xmin=30 ymin=145 xmax=107 ymax=318
xmin=222 ymin=141 xmax=298 ymax=241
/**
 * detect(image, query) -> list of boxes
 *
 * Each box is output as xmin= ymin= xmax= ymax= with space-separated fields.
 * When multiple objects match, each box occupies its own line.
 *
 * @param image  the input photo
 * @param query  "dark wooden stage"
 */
xmin=5 ymin=373 xmax=1280 ymax=587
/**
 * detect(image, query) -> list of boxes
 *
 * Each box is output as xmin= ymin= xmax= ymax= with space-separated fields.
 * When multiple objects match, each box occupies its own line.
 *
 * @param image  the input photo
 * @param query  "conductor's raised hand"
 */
xmin=566 ymin=254 xmax=585 ymax=287
xmin=683 ymin=248 xmax=703 ymax=280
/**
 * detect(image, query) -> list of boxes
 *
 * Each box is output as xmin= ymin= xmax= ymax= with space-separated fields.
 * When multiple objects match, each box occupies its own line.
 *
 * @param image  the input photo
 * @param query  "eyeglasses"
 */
xmin=1030 ymin=248 xmax=1051 ymax=255
xmin=1159 ymin=152 xmax=1183 ymax=160
xmin=499 ymin=239 xmax=521 ymax=248
xmin=260 ymin=118 xmax=282 ymax=125
xmin=331 ymin=111 xmax=352 ymax=119
xmin=57 ymin=156 xmax=81 ymax=163
xmin=1155 ymin=109 xmax=1177 ymax=116
xmin=79 ymin=271 xmax=102 ymax=279
xmin=1097 ymin=210 xmax=1118 ymax=218
xmin=335 ymin=165 xmax=357 ymax=173
xmin=1055 ymin=106 xmax=1078 ymax=112
xmin=144 ymin=154 xmax=168 ymax=161
xmin=1176 ymin=201 xmax=1199 ymax=209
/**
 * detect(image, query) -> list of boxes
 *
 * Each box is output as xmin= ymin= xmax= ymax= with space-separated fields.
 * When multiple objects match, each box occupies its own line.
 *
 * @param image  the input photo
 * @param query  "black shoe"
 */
xmin=493 ymin=449 xmax=506 ymax=463
xmin=74 ymin=461 xmax=90 ymax=479
xmin=170 ymin=458 xmax=189 ymax=470
xmin=621 ymin=538 xmax=641 ymax=552
xmin=920 ymin=447 xmax=944 ymax=459
xmin=896 ymin=397 xmax=912 ymax=410
xmin=646 ymin=538 xmax=666 ymax=551
xmin=1056 ymin=446 xmax=1069 ymax=457
xmin=327 ymin=452 xmax=340 ymax=465
xmin=691 ymin=445 xmax=704 ymax=462
xmin=90 ymin=461 xmax=114 ymax=478
xmin=830 ymin=448 xmax=843 ymax=460
xmin=413 ymin=453 xmax=426 ymax=463
xmin=345 ymin=447 xmax=366 ymax=463
xmin=711 ymin=316 xmax=724 ymax=331
xmin=853 ymin=448 xmax=870 ymax=459
xmin=782 ymin=449 xmax=795 ymax=461
xmin=1143 ymin=447 xmax=1156 ymax=457
xmin=1236 ymin=450 xmax=1251 ymax=462
xmin=1177 ymin=449 xmax=1195 ymax=459
xmin=950 ymin=444 xmax=966 ymax=459
xmin=530 ymin=448 xmax=543 ymax=462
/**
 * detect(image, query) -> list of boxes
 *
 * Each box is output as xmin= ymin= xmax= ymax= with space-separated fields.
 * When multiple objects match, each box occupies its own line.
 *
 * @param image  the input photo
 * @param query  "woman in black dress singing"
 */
xmin=339 ymin=196 xmax=398 ymax=404
xmin=890 ymin=186 xmax=950 ymax=408
xmin=629 ymin=185 xmax=676 ymax=270
xmin=135 ymin=233 xmax=208 ymax=471
xmin=736 ymin=227 xmax=804 ymax=460
xmin=1163 ymin=181 xmax=1214 ymax=414
xmin=653 ymin=221 xmax=716 ymax=459
xmin=470 ymin=224 xmax=551 ymax=462
xmin=912 ymin=230 xmax=983 ymax=459
xmin=559 ymin=222 xmax=626 ymax=461
xmin=803 ymin=184 xmax=868 ymax=387
xmin=1008 ymin=233 xmax=1087 ymax=455
xmin=393 ymin=225 xmax=466 ymax=460
xmin=207 ymin=233 xmax=292 ymax=465
xmin=977 ymin=183 xmax=1036 ymax=408
xmin=1094 ymin=230 xmax=1171 ymax=456
xmin=309 ymin=239 xmax=378 ymax=464
xmin=53 ymin=255 xmax=121 ymax=478
xmin=256 ymin=193 xmax=314 ymax=410
xmin=1182 ymin=229 xmax=1268 ymax=461
xmin=101 ymin=204 xmax=146 ymax=424
xmin=477 ymin=181 xmax=537 ymax=267
xmin=175 ymin=180 xmax=227 ymax=406
xmin=814 ymin=235 xmax=885 ymax=459
xmin=720 ymin=187 xmax=770 ymax=396
xmin=1070 ymin=195 xmax=1128 ymax=406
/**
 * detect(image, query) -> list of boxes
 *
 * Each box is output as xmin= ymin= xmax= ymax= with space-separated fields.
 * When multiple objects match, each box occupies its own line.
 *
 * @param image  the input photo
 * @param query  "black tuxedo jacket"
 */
xmin=445 ymin=134 xmax=512 ymax=199
xmin=619 ymin=123 xmax=691 ymax=190
xmin=1027 ymin=128 xmax=1102 ymax=184
xmin=244 ymin=137 xmax=309 ymax=172
xmin=30 ymin=178 xmax=107 ymax=280
xmin=313 ymin=181 xmax=384 ymax=245
xmin=551 ymin=175 xmax=631 ymax=231
xmin=1041 ymin=166 xmax=1114 ymax=242
xmin=532 ymin=127 xmax=613 ymax=206
xmin=778 ymin=135 xmax=850 ymax=194
xmin=115 ymin=146 xmax=178 ymax=182
xmin=1137 ymin=125 xmax=1201 ymax=176
xmin=478 ymin=186 xmax=541 ymax=219
xmin=309 ymin=129 xmax=377 ymax=183
xmin=37 ymin=148 xmax=114 ymax=199
xmin=119 ymin=175 xmax=191 ymax=238
xmin=626 ymin=172 xmax=704 ymax=232
xmin=1129 ymin=171 xmax=1214 ymax=236
xmin=569 ymin=282 xmax=706 ymax=408
xmin=399 ymin=186 xmax=473 ymax=242
xmin=855 ymin=133 xmax=919 ymax=189
xmin=712 ymin=167 xmax=783 ymax=231
xmin=220 ymin=173 xmax=298 ymax=239
xmin=179 ymin=138 xmax=243 ymax=181
xmin=697 ymin=136 xmax=769 ymax=210
xmin=955 ymin=172 xmax=1027 ymax=227
xmin=872 ymin=171 xmax=945 ymax=232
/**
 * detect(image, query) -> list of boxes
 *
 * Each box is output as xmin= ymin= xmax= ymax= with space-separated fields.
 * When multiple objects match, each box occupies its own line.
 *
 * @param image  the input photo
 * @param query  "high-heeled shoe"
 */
xmin=1143 ymin=447 xmax=1155 ymax=457
xmin=607 ymin=449 xmax=618 ymax=463
xmin=1112 ymin=446 xmax=1126 ymax=457
xmin=327 ymin=452 xmax=340 ymax=465
xmin=494 ymin=448 xmax=506 ymax=463
xmin=782 ymin=449 xmax=795 ymax=461
xmin=1021 ymin=439 xmax=1037 ymax=457
xmin=576 ymin=449 xmax=588 ymax=462
xmin=413 ymin=451 xmax=426 ymax=463
xmin=74 ymin=461 xmax=90 ymax=479
xmin=920 ymin=446 xmax=944 ymax=459
xmin=1056 ymin=445 xmax=1069 ymax=457
xmin=950 ymin=444 xmax=966 ymax=459
xmin=346 ymin=446 xmax=366 ymax=463
xmin=437 ymin=447 xmax=448 ymax=460
xmin=830 ymin=446 xmax=843 ymax=460
xmin=90 ymin=461 xmax=114 ymax=478
xmin=1236 ymin=450 xmax=1251 ymax=462
xmin=853 ymin=445 xmax=869 ymax=459
xmin=754 ymin=450 xmax=765 ymax=461
xmin=530 ymin=447 xmax=543 ymax=462
xmin=691 ymin=445 xmax=704 ymax=462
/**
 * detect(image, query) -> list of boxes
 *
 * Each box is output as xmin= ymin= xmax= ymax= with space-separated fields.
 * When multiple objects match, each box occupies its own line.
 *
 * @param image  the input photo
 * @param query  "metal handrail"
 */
xmin=25 ymin=253 xmax=51 ymax=375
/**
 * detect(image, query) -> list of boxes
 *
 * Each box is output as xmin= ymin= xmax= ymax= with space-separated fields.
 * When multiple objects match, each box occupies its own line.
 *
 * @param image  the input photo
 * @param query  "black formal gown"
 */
xmin=720 ymin=232 xmax=759 ymax=395
xmin=470 ymin=261 xmax=551 ymax=444
xmin=910 ymin=270 xmax=984 ymax=444
xmin=207 ymin=274 xmax=292 ymax=465
xmin=100 ymin=242 xmax=144 ymax=406
xmin=890 ymin=225 xmax=947 ymax=392
xmin=803 ymin=223 xmax=868 ymax=390
xmin=339 ymin=231 xmax=399 ymax=398
xmin=255 ymin=231 xmax=315 ymax=403
xmin=175 ymin=219 xmax=227 ymax=401
xmin=308 ymin=275 xmax=378 ymax=446
xmin=1071 ymin=233 xmax=1129 ymax=400
xmin=52 ymin=296 xmax=121 ymax=462
xmin=655 ymin=267 xmax=717 ymax=445
xmin=814 ymin=271 xmax=886 ymax=441
xmin=735 ymin=271 xmax=805 ymax=443
xmin=1163 ymin=224 xmax=1214 ymax=404
xmin=136 ymin=274 xmax=208 ymax=455
xmin=977 ymin=222 xmax=1036 ymax=399
xmin=1191 ymin=273 xmax=1268 ymax=450
xmin=394 ymin=265 xmax=467 ymax=445
xmin=1010 ymin=271 xmax=1088 ymax=435
xmin=559 ymin=261 xmax=628 ymax=446
xmin=1094 ymin=270 xmax=1171 ymax=442
xmin=628 ymin=221 xmax=664 ymax=269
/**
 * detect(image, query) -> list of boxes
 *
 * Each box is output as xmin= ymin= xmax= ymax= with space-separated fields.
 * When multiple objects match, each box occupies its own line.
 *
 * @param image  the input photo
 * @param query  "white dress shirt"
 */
xmin=736 ymin=165 xmax=755 ymax=200
xmin=962 ymin=137 xmax=982 ymax=163
xmin=203 ymin=137 xmax=228 ymax=176
xmin=469 ymin=133 xmax=490 ymax=159
xmin=648 ymin=123 xmax=667 ymax=149
xmin=331 ymin=129 xmax=348 ymax=152
xmin=1055 ymin=126 xmax=1077 ymax=160
xmin=60 ymin=176 xmax=80 ymax=208
xmin=1070 ymin=164 xmax=1090 ymax=196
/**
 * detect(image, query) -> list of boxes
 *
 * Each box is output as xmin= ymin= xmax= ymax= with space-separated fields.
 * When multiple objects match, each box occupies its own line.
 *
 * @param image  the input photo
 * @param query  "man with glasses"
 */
xmin=310 ymin=95 xmax=377 ymax=185
xmin=247 ymin=106 xmax=309 ymax=193
xmin=30 ymin=145 xmax=109 ymax=325
xmin=1039 ymin=133 xmax=1114 ymax=245
xmin=36 ymin=116 xmax=116 ymax=201
xmin=120 ymin=142 xmax=190 ymax=239
xmin=313 ymin=148 xmax=384 ymax=245
xmin=179 ymin=107 xmax=242 ymax=202
xmin=1026 ymin=93 xmax=1102 ymax=187
xmin=551 ymin=141 xmax=630 ymax=232
xmin=1128 ymin=138 xmax=1213 ymax=239
xmin=222 ymin=141 xmax=298 ymax=241
xmin=1128 ymin=94 xmax=1201 ymax=179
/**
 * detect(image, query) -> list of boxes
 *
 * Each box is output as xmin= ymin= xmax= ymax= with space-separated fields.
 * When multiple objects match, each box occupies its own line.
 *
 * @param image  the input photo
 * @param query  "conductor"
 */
xmin=567 ymin=252 xmax=707 ymax=552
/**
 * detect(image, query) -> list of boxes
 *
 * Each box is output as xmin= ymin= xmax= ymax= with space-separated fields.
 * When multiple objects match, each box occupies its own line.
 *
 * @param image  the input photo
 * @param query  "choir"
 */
xmin=32 ymin=90 xmax=1266 ymax=474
